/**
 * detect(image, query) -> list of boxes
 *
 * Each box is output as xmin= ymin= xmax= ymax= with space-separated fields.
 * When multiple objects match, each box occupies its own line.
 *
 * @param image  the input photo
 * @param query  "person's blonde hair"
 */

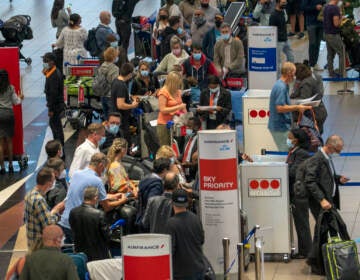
xmin=156 ymin=145 xmax=175 ymax=159
xmin=136 ymin=61 xmax=150 ymax=79
xmin=170 ymin=35 xmax=182 ymax=50
xmin=107 ymin=138 xmax=128 ymax=168
xmin=281 ymin=62 xmax=296 ymax=76
xmin=164 ymin=71 xmax=182 ymax=96
xmin=103 ymin=47 xmax=118 ymax=62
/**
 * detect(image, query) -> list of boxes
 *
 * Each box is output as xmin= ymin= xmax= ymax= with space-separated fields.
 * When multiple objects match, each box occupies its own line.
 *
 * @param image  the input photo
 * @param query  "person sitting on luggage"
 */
xmin=155 ymin=35 xmax=189 ymax=74
xmin=156 ymin=71 xmax=187 ymax=146
xmin=198 ymin=75 xmax=232 ymax=129
xmin=291 ymin=62 xmax=328 ymax=134
xmin=95 ymin=11 xmax=119 ymax=54
xmin=286 ymin=128 xmax=312 ymax=259
xmin=142 ymin=171 xmax=179 ymax=233
xmin=45 ymin=157 xmax=67 ymax=209
xmin=106 ymin=138 xmax=138 ymax=195
xmin=100 ymin=112 xmax=123 ymax=154
xmin=213 ymin=22 xmax=246 ymax=77
xmin=202 ymin=13 xmax=224 ymax=61
xmin=190 ymin=9 xmax=212 ymax=46
xmin=69 ymin=186 xmax=111 ymax=261
xmin=20 ymin=225 xmax=79 ymax=280
xmin=131 ymin=61 xmax=160 ymax=99
xmin=136 ymin=157 xmax=171 ymax=230
xmin=182 ymin=43 xmax=219 ymax=90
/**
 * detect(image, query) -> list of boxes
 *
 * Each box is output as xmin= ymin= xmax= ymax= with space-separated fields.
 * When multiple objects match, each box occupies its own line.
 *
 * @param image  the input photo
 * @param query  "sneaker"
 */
xmin=313 ymin=64 xmax=324 ymax=71
xmin=297 ymin=32 xmax=305 ymax=39
xmin=288 ymin=32 xmax=296 ymax=37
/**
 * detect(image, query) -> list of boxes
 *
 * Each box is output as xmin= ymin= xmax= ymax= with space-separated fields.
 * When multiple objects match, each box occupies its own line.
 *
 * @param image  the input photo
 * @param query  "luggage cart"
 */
xmin=63 ymin=63 xmax=102 ymax=130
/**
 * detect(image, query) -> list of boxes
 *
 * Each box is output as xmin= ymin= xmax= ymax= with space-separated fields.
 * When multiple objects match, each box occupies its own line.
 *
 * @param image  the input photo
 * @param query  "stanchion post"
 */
xmin=237 ymin=243 xmax=245 ymax=280
xmin=255 ymin=237 xmax=262 ymax=280
xmin=222 ymin=238 xmax=230 ymax=280
xmin=337 ymin=44 xmax=354 ymax=95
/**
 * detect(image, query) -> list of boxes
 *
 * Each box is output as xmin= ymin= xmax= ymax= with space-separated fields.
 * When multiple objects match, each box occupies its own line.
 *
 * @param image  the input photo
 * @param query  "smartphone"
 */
xmin=131 ymin=146 xmax=138 ymax=153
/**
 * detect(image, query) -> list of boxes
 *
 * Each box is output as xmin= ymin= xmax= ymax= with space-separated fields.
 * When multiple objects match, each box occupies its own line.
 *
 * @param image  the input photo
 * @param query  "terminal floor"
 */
xmin=0 ymin=0 xmax=360 ymax=279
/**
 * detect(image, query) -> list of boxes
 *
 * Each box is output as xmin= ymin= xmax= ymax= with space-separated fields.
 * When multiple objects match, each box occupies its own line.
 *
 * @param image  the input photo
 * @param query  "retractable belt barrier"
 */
xmin=261 ymin=149 xmax=360 ymax=186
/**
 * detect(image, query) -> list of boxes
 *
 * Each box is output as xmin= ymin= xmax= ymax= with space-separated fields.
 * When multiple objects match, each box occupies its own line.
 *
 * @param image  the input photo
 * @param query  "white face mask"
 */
xmin=60 ymin=236 xmax=65 ymax=247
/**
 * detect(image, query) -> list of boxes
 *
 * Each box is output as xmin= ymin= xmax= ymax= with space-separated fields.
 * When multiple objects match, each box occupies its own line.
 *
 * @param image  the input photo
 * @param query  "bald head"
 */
xmin=100 ymin=11 xmax=111 ymax=25
xmin=42 ymin=225 xmax=64 ymax=247
xmin=324 ymin=134 xmax=344 ymax=155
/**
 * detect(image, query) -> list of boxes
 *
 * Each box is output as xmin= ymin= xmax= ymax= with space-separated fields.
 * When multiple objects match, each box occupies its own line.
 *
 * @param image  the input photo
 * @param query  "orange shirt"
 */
xmin=157 ymin=87 xmax=183 ymax=125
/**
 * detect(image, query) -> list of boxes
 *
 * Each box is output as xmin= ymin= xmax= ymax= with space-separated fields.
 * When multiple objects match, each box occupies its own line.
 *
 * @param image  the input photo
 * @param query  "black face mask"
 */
xmin=159 ymin=15 xmax=168 ymax=20
xmin=280 ymin=4 xmax=287 ymax=9
xmin=215 ymin=20 xmax=223 ymax=28
xmin=201 ymin=3 xmax=209 ymax=8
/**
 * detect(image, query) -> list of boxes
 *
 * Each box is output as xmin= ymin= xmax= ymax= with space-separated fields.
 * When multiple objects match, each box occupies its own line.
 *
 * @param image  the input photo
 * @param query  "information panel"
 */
xmin=198 ymin=130 xmax=240 ymax=276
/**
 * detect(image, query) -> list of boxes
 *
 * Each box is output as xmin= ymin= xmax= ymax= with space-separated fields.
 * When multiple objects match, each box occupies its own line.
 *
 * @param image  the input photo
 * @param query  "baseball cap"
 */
xmin=172 ymin=189 xmax=188 ymax=207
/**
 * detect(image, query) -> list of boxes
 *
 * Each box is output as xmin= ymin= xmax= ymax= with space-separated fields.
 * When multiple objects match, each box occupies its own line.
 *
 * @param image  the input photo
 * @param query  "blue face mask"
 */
xmin=177 ymin=27 xmax=183 ymax=34
xmin=108 ymin=124 xmax=120 ymax=135
xmin=98 ymin=136 xmax=106 ymax=146
xmin=141 ymin=70 xmax=149 ymax=77
xmin=192 ymin=53 xmax=201 ymax=60
xmin=286 ymin=138 xmax=294 ymax=149
xmin=43 ymin=62 xmax=50 ymax=70
xmin=186 ymin=128 xmax=193 ymax=135
xmin=110 ymin=41 xmax=118 ymax=48
xmin=221 ymin=33 xmax=230 ymax=41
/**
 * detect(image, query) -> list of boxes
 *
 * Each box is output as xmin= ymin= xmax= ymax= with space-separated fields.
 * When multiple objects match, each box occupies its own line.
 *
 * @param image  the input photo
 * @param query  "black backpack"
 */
xmin=84 ymin=27 xmax=101 ymax=57
xmin=112 ymin=0 xmax=125 ymax=18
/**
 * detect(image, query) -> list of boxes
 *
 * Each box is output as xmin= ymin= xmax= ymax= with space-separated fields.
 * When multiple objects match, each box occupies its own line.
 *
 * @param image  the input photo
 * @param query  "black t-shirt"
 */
xmin=270 ymin=9 xmax=287 ymax=42
xmin=111 ymin=78 xmax=131 ymax=120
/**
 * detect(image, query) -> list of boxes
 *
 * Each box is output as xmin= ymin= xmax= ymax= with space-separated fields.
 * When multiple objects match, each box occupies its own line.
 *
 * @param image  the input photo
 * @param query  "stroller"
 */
xmin=0 ymin=15 xmax=33 ymax=65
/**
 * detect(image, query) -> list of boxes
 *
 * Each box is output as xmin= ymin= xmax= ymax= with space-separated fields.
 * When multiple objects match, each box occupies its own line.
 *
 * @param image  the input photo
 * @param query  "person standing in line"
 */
xmin=166 ymin=188 xmax=205 ymax=279
xmin=0 ymin=69 xmax=24 ymax=174
xmin=42 ymin=52 xmax=65 ymax=149
xmin=50 ymin=0 xmax=71 ymax=39
xmin=323 ymin=0 xmax=345 ymax=77
xmin=269 ymin=0 xmax=295 ymax=77
xmin=268 ymin=62 xmax=312 ymax=151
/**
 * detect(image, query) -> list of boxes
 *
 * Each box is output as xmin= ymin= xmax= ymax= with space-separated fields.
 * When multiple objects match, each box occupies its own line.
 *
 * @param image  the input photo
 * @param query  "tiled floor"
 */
xmin=0 ymin=1 xmax=360 ymax=279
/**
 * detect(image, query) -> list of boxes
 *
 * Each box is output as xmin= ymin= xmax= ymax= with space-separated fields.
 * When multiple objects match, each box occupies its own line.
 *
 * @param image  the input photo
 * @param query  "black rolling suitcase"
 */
xmin=322 ymin=233 xmax=360 ymax=280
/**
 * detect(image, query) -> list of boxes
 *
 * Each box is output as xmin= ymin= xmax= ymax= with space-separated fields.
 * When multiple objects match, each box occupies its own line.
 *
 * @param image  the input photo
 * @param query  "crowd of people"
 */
xmin=2 ymin=0 xmax=360 ymax=278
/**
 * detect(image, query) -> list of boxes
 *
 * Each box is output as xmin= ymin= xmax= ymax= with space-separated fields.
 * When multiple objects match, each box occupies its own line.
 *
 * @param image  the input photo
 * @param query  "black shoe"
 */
xmin=0 ymin=168 xmax=5 ymax=175
xmin=8 ymin=165 xmax=14 ymax=173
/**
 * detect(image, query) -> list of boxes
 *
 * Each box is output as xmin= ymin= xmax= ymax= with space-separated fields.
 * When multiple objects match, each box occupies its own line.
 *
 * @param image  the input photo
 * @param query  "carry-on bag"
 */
xmin=322 ymin=233 xmax=360 ymax=280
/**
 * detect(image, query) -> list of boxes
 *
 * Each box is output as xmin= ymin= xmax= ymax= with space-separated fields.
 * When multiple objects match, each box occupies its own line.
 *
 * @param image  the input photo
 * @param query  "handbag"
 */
xmin=296 ymin=109 xmax=323 ymax=152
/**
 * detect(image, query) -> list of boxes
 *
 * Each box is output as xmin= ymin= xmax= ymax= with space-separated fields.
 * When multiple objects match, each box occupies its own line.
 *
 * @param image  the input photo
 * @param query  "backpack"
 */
xmin=92 ymin=68 xmax=111 ymax=97
xmin=84 ymin=27 xmax=101 ymax=57
xmin=112 ymin=0 xmax=125 ymax=18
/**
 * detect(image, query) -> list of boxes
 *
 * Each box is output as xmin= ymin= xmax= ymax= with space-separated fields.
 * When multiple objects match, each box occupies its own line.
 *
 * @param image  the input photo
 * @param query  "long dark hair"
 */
xmin=291 ymin=128 xmax=310 ymax=150
xmin=0 ymin=69 xmax=10 ymax=95
xmin=51 ymin=0 xmax=65 ymax=20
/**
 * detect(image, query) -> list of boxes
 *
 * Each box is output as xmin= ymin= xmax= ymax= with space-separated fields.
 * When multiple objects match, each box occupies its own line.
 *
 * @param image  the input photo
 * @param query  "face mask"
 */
xmin=194 ymin=17 xmax=206 ymax=26
xmin=141 ymin=70 xmax=149 ymax=77
xmin=98 ymin=136 xmax=106 ymax=146
xmin=110 ymin=41 xmax=118 ymax=48
xmin=172 ymin=48 xmax=181 ymax=56
xmin=43 ymin=62 xmax=50 ymax=70
xmin=192 ymin=53 xmax=201 ymax=60
xmin=280 ymin=3 xmax=287 ymax=9
xmin=177 ymin=27 xmax=183 ymax=34
xmin=286 ymin=138 xmax=294 ymax=148
xmin=201 ymin=3 xmax=209 ymax=8
xmin=215 ymin=20 xmax=223 ymax=28
xmin=60 ymin=236 xmax=65 ymax=247
xmin=331 ymin=152 xmax=340 ymax=158
xmin=170 ymin=157 xmax=176 ymax=164
xmin=58 ymin=169 xmax=67 ymax=179
xmin=221 ymin=33 xmax=230 ymax=41
xmin=186 ymin=128 xmax=193 ymax=135
xmin=209 ymin=86 xmax=219 ymax=93
xmin=159 ymin=15 xmax=168 ymax=20
xmin=108 ymin=124 xmax=120 ymax=135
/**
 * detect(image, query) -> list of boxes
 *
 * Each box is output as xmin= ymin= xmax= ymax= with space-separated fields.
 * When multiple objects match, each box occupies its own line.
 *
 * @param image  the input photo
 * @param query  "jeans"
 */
xmin=324 ymin=33 xmax=344 ymax=75
xmin=307 ymin=25 xmax=323 ymax=67
xmin=101 ymin=96 xmax=112 ymax=121
xmin=277 ymin=41 xmax=295 ymax=77
xmin=270 ymin=130 xmax=289 ymax=152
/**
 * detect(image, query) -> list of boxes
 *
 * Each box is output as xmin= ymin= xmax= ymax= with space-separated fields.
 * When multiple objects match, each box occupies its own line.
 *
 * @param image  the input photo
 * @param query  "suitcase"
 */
xmin=240 ymin=209 xmax=251 ymax=270
xmin=322 ymin=234 xmax=360 ymax=280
